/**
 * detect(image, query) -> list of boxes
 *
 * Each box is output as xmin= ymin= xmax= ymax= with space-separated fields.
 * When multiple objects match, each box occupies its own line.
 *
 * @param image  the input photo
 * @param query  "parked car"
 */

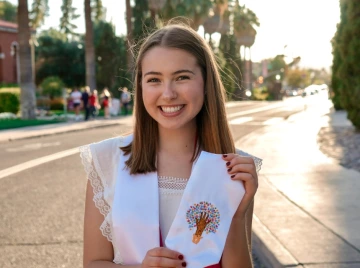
xmin=302 ymin=85 xmax=317 ymax=96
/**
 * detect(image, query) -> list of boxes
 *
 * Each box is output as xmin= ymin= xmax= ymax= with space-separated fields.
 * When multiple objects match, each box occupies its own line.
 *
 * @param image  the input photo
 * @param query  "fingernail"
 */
xmin=231 ymin=174 xmax=235 ymax=178
xmin=226 ymin=162 xmax=231 ymax=166
xmin=182 ymin=262 xmax=187 ymax=267
xmin=223 ymin=154 xmax=227 ymax=158
xmin=227 ymin=168 xmax=232 ymax=172
xmin=178 ymin=255 xmax=184 ymax=260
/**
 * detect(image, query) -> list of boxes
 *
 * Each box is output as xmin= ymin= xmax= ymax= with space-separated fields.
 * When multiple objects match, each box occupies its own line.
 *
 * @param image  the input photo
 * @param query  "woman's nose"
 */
xmin=162 ymin=82 xmax=177 ymax=100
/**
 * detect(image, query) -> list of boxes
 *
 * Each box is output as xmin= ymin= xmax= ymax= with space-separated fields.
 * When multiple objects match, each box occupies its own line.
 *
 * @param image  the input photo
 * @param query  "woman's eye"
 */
xmin=177 ymin=75 xmax=190 ymax=81
xmin=147 ymin=78 xmax=160 ymax=83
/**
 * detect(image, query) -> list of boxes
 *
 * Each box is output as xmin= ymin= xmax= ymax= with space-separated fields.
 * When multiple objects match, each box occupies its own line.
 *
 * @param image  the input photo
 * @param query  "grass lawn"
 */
xmin=0 ymin=119 xmax=65 ymax=130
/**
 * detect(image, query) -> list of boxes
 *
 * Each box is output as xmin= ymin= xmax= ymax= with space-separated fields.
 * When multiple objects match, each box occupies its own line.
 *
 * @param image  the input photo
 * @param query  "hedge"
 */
xmin=0 ymin=92 xmax=20 ymax=114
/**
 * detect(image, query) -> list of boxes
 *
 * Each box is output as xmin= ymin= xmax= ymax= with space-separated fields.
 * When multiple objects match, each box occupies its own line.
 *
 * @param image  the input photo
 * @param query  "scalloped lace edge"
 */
xmin=79 ymin=145 xmax=123 ymax=264
xmin=237 ymin=149 xmax=263 ymax=174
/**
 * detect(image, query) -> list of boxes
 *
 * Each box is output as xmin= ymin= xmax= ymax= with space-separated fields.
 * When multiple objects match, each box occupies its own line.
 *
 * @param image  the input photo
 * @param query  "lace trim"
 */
xmin=158 ymin=176 xmax=188 ymax=196
xmin=79 ymin=145 xmax=112 ymax=242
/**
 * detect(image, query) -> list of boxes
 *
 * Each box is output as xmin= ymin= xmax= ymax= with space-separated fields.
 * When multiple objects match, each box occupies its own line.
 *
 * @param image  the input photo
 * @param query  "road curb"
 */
xmin=252 ymin=215 xmax=300 ymax=268
xmin=0 ymin=121 xmax=122 ymax=143
xmin=236 ymin=110 xmax=306 ymax=268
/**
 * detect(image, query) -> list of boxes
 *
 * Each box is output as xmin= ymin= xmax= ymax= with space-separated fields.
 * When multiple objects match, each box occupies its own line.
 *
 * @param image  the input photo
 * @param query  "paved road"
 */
xmin=0 ymin=97 xmax=308 ymax=267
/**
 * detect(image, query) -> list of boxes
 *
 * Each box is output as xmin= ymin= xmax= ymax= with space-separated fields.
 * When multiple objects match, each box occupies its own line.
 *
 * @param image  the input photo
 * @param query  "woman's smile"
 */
xmin=160 ymin=105 xmax=185 ymax=116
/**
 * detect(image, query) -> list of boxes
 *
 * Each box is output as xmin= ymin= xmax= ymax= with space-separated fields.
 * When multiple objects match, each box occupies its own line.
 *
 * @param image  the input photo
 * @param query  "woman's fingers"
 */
xmin=227 ymin=163 xmax=256 ymax=175
xmin=143 ymin=247 xmax=186 ymax=267
xmin=148 ymin=247 xmax=181 ymax=259
xmin=146 ymin=256 xmax=186 ymax=267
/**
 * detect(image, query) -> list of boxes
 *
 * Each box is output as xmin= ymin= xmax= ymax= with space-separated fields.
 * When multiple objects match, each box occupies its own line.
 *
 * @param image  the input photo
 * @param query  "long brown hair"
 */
xmin=121 ymin=22 xmax=235 ymax=174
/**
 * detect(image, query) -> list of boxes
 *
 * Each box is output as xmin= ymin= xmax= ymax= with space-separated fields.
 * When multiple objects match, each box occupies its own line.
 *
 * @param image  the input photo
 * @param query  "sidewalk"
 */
xmin=0 ymin=116 xmax=133 ymax=143
xmin=237 ymin=103 xmax=360 ymax=267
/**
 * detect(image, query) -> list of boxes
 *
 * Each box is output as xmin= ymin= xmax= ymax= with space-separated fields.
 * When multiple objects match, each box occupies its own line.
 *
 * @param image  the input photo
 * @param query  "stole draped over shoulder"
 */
xmin=80 ymin=135 xmax=262 ymax=267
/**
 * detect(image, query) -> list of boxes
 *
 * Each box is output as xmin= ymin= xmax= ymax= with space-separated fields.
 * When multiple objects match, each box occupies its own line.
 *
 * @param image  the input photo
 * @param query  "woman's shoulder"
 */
xmin=79 ymin=134 xmax=133 ymax=175
xmin=90 ymin=134 xmax=133 ymax=151
xmin=79 ymin=134 xmax=133 ymax=207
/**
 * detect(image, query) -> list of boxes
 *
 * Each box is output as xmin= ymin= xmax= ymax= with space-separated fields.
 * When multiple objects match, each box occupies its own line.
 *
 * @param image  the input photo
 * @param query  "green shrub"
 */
xmin=0 ymin=83 xmax=18 ymax=88
xmin=50 ymin=98 xmax=64 ymax=110
xmin=332 ymin=0 xmax=360 ymax=128
xmin=40 ymin=76 xmax=65 ymax=99
xmin=253 ymin=87 xmax=269 ymax=100
xmin=0 ymin=92 xmax=20 ymax=114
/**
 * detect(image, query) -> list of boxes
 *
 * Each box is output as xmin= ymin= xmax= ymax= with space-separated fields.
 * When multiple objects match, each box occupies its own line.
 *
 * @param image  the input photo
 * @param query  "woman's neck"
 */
xmin=158 ymin=125 xmax=197 ymax=156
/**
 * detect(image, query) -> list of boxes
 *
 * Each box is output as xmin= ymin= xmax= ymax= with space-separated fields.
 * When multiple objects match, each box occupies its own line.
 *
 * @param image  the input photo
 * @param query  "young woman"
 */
xmin=80 ymin=23 xmax=261 ymax=268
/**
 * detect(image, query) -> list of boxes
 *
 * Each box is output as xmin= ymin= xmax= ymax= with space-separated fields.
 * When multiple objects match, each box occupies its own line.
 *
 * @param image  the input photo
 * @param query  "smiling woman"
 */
xmin=141 ymin=47 xmax=204 ymax=133
xmin=80 ymin=21 xmax=262 ymax=268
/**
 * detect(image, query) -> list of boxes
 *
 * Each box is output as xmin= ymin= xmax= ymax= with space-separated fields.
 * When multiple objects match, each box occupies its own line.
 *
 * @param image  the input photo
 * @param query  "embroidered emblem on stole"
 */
xmin=186 ymin=201 xmax=220 ymax=244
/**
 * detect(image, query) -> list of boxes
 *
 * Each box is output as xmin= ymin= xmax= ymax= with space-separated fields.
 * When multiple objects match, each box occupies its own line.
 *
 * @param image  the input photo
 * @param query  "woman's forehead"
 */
xmin=141 ymin=46 xmax=198 ymax=72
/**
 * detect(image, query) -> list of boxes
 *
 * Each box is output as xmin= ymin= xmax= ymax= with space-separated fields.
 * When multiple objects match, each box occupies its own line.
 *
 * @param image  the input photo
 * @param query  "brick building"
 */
xmin=0 ymin=19 xmax=19 ymax=85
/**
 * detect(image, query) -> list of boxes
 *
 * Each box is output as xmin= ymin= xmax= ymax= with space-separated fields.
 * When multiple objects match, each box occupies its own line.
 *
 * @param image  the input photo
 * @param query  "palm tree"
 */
xmin=84 ymin=0 xmax=96 ymax=91
xmin=126 ymin=0 xmax=133 ymax=73
xmin=18 ymin=0 xmax=36 ymax=119
xmin=92 ymin=0 xmax=104 ymax=21
xmin=160 ymin=0 xmax=213 ymax=30
xmin=60 ymin=0 xmax=80 ymax=38
xmin=29 ymin=0 xmax=48 ymax=28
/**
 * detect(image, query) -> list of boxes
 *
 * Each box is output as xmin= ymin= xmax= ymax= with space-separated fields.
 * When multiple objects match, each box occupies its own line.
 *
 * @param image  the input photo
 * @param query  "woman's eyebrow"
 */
xmin=172 ymin=69 xmax=195 ymax=75
xmin=143 ymin=69 xmax=195 ymax=77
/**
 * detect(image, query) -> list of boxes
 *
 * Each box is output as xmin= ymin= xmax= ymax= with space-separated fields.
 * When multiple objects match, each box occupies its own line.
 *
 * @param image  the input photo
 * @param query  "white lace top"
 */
xmin=80 ymin=136 xmax=262 ymax=264
xmin=158 ymin=176 xmax=188 ymax=244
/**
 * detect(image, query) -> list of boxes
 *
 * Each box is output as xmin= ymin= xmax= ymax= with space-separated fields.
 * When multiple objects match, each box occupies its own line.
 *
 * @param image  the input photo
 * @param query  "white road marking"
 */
xmin=6 ymin=142 xmax=61 ymax=152
xmin=226 ymin=102 xmax=285 ymax=120
xmin=229 ymin=117 xmax=253 ymax=125
xmin=263 ymin=118 xmax=284 ymax=125
xmin=0 ymin=147 xmax=78 ymax=180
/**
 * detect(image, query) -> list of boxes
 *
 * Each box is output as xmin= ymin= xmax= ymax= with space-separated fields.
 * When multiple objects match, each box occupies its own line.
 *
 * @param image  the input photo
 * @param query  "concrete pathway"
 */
xmin=237 ymin=102 xmax=360 ymax=267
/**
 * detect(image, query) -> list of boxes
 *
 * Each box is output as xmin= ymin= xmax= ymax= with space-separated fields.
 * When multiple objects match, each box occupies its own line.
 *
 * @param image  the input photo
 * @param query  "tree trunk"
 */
xmin=84 ymin=0 xmax=96 ymax=91
xmin=18 ymin=0 xmax=36 ymax=119
xmin=126 ymin=0 xmax=133 ymax=73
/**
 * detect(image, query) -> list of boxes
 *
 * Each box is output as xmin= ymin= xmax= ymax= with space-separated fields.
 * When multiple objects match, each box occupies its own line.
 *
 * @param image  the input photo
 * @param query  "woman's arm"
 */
xmin=221 ymin=202 xmax=254 ymax=268
xmin=221 ymin=154 xmax=258 ymax=268
xmin=84 ymin=181 xmax=142 ymax=268
xmin=245 ymin=199 xmax=254 ymax=250
xmin=83 ymin=180 xmax=118 ymax=267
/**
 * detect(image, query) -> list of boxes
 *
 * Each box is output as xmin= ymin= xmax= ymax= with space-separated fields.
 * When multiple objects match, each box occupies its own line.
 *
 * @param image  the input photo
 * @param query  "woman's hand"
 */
xmin=222 ymin=154 xmax=258 ymax=219
xmin=141 ymin=247 xmax=186 ymax=268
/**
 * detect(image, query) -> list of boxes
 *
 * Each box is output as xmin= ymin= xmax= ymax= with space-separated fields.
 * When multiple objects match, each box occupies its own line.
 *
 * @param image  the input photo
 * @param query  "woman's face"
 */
xmin=141 ymin=46 xmax=204 ymax=131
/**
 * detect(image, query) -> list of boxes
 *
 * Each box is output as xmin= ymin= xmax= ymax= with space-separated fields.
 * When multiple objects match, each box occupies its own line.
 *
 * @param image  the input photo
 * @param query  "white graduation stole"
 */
xmin=112 ymin=151 xmax=245 ymax=267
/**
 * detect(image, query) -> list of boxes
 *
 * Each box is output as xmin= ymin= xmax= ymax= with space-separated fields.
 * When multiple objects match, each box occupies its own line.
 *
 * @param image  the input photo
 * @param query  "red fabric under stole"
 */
xmin=159 ymin=231 xmax=222 ymax=268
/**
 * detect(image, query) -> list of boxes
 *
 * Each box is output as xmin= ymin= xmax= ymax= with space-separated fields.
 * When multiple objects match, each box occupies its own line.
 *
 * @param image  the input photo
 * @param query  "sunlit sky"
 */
xmin=9 ymin=0 xmax=340 ymax=69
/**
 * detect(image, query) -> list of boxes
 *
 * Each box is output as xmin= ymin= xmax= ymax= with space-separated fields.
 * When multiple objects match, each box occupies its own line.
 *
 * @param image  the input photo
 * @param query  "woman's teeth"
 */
xmin=161 ymin=105 xmax=184 ymax=113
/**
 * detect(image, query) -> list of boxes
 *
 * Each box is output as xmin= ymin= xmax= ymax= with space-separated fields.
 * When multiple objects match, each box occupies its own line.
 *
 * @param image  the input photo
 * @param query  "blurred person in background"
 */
xmin=82 ymin=86 xmax=90 ymax=121
xmin=121 ymin=87 xmax=131 ymax=115
xmin=70 ymin=88 xmax=82 ymax=121
xmin=102 ymin=87 xmax=112 ymax=119
xmin=89 ymin=89 xmax=100 ymax=119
